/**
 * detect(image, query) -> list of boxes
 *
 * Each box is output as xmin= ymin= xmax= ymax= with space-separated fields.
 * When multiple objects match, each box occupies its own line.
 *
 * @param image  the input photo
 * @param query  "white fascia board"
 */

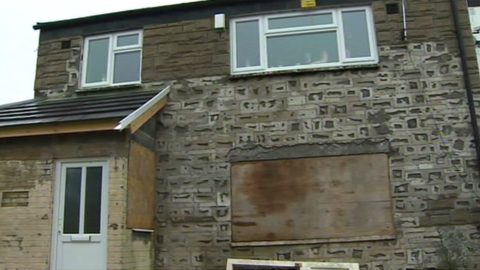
xmin=114 ymin=85 xmax=170 ymax=131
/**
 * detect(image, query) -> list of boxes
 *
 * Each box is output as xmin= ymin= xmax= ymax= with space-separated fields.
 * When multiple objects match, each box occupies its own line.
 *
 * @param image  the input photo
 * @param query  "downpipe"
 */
xmin=449 ymin=0 xmax=480 ymax=230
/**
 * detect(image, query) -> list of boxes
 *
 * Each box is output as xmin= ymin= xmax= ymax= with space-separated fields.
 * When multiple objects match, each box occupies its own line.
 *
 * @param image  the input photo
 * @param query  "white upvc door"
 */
xmin=51 ymin=161 xmax=109 ymax=270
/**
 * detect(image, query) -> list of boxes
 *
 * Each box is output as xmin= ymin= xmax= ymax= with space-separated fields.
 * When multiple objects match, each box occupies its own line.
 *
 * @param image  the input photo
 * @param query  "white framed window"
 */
xmin=230 ymin=6 xmax=378 ymax=75
xmin=81 ymin=30 xmax=142 ymax=88
xmin=226 ymin=259 xmax=360 ymax=270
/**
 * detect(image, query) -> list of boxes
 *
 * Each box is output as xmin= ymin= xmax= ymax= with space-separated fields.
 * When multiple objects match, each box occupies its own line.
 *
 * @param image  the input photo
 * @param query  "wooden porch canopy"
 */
xmin=0 ymin=86 xmax=170 ymax=139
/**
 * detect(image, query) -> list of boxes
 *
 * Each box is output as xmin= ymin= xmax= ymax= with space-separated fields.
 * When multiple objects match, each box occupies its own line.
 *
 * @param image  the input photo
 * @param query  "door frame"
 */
xmin=50 ymin=158 xmax=110 ymax=270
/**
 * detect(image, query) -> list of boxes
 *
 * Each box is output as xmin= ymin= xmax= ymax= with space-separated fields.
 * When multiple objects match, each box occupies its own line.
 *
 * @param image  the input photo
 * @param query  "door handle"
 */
xmin=58 ymin=219 xmax=63 ymax=234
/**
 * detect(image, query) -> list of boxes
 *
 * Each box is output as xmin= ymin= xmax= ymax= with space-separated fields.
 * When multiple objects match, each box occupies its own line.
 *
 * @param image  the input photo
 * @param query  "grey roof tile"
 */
xmin=0 ymin=91 xmax=159 ymax=128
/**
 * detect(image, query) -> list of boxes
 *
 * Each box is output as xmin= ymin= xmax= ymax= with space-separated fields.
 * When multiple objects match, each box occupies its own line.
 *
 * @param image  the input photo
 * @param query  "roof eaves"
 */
xmin=0 ymin=99 xmax=37 ymax=110
xmin=33 ymin=0 xmax=258 ymax=30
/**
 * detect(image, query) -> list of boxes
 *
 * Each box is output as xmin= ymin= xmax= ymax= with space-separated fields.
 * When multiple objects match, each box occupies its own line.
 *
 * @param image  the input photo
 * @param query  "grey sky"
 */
xmin=0 ymin=0 xmax=204 ymax=105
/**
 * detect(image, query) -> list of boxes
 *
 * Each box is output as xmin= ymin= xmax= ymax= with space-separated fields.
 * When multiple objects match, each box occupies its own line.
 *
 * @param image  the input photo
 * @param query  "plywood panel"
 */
xmin=127 ymin=141 xmax=156 ymax=229
xmin=231 ymin=154 xmax=394 ymax=242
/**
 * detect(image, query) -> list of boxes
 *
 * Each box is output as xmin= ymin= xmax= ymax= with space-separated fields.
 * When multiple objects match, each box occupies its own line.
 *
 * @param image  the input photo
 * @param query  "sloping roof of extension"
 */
xmin=0 ymin=87 xmax=170 ymax=138
xmin=0 ymin=91 xmax=155 ymax=128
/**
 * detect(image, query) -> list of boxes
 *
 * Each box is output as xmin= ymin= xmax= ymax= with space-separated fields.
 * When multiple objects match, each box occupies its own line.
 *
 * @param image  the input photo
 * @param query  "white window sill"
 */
xmin=76 ymin=83 xmax=143 ymax=93
xmin=230 ymin=63 xmax=380 ymax=78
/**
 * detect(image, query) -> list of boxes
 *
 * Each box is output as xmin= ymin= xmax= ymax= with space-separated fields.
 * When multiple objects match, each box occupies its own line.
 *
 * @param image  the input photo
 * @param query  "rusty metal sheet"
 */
xmin=231 ymin=153 xmax=394 ymax=242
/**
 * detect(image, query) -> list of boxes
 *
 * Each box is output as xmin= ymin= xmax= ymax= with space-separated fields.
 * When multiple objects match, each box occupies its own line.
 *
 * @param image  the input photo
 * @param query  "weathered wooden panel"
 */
xmin=231 ymin=153 xmax=394 ymax=242
xmin=127 ymin=141 xmax=156 ymax=229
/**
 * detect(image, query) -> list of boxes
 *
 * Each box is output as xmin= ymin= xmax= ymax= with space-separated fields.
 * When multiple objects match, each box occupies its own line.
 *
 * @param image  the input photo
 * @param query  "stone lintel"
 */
xmin=230 ymin=139 xmax=391 ymax=163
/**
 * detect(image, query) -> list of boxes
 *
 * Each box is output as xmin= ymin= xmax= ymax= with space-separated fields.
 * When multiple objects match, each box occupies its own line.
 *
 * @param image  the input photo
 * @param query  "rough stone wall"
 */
xmin=153 ymin=1 xmax=480 ymax=270
xmin=156 ymin=42 xmax=480 ymax=268
xmin=0 ymin=132 xmax=140 ymax=270
xmin=34 ymin=36 xmax=82 ymax=99
xmin=142 ymin=18 xmax=229 ymax=82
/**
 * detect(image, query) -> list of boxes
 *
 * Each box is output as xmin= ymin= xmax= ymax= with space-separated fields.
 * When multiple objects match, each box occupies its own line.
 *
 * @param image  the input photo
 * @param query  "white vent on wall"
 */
xmin=226 ymin=259 xmax=359 ymax=270
xmin=215 ymin=13 xmax=226 ymax=29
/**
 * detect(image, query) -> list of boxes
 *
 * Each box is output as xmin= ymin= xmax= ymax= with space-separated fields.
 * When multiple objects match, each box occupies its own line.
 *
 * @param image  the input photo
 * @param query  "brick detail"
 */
xmin=1 ymin=191 xmax=29 ymax=207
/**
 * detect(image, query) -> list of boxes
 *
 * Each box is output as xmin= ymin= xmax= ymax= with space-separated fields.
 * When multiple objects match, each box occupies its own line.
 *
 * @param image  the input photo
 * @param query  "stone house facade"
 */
xmin=1 ymin=0 xmax=480 ymax=269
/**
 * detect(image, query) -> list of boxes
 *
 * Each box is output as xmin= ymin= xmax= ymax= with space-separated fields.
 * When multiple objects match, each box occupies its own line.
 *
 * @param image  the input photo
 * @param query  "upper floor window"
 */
xmin=230 ymin=6 xmax=377 ymax=75
xmin=82 ymin=30 xmax=142 ymax=88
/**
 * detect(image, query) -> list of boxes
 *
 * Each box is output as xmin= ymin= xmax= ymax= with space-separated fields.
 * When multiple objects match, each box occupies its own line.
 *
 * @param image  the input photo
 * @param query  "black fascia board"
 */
xmin=469 ymin=0 xmax=480 ymax=7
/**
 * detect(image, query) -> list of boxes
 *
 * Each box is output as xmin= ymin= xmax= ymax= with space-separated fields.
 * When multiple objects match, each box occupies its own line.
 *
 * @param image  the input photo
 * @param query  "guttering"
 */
xmin=402 ymin=0 xmax=408 ymax=40
xmin=449 ymin=0 xmax=480 ymax=181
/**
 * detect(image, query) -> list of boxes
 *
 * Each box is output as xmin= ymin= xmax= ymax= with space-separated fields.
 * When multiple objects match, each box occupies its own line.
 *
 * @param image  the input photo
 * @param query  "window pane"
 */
xmin=63 ymin=168 xmax=82 ymax=234
xmin=84 ymin=167 xmax=103 ymax=234
xmin=235 ymin=20 xmax=261 ymax=68
xmin=113 ymin=51 xmax=141 ymax=83
xmin=342 ymin=10 xmax=371 ymax=58
xmin=267 ymin=31 xmax=339 ymax=68
xmin=269 ymin=13 xmax=333 ymax=29
xmin=85 ymin=38 xmax=109 ymax=84
xmin=117 ymin=34 xmax=139 ymax=47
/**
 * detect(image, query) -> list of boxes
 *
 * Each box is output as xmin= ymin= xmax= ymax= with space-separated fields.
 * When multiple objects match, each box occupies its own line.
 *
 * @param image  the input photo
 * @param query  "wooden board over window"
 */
xmin=127 ymin=141 xmax=156 ymax=229
xmin=231 ymin=154 xmax=394 ymax=243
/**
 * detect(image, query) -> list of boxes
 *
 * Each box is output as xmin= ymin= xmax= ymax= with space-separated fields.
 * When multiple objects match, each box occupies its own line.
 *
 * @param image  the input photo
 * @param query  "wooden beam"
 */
xmin=130 ymin=98 xmax=167 ymax=133
xmin=0 ymin=119 xmax=119 ymax=139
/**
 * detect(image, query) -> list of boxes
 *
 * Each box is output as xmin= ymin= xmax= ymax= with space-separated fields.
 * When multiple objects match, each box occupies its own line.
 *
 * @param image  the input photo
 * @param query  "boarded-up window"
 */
xmin=127 ymin=141 xmax=156 ymax=229
xmin=231 ymin=153 xmax=394 ymax=243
